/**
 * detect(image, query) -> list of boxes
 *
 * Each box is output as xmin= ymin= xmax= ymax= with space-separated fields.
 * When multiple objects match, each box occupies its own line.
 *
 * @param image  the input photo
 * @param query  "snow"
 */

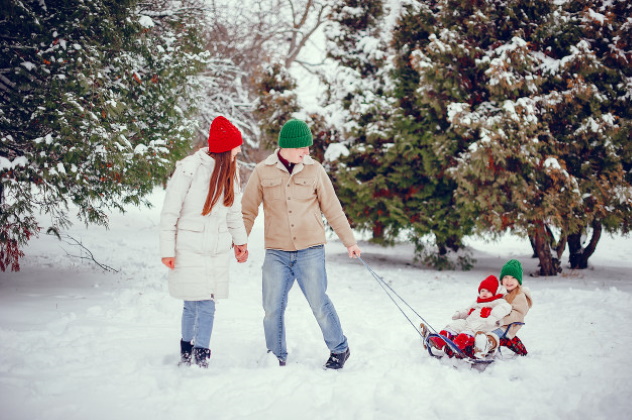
xmin=586 ymin=8 xmax=606 ymax=25
xmin=543 ymin=157 xmax=562 ymax=170
xmin=138 ymin=15 xmax=155 ymax=29
xmin=324 ymin=143 xmax=349 ymax=162
xmin=20 ymin=61 xmax=37 ymax=71
xmin=1 ymin=188 xmax=631 ymax=419
xmin=0 ymin=155 xmax=28 ymax=170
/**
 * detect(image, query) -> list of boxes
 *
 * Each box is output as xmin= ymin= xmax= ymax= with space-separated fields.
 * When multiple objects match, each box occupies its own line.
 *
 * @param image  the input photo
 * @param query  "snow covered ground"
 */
xmin=1 ymin=187 xmax=631 ymax=420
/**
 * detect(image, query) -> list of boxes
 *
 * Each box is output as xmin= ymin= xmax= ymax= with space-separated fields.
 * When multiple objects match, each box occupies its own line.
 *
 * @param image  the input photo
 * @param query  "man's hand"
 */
xmin=161 ymin=257 xmax=175 ymax=269
xmin=234 ymin=243 xmax=248 ymax=263
xmin=347 ymin=244 xmax=361 ymax=258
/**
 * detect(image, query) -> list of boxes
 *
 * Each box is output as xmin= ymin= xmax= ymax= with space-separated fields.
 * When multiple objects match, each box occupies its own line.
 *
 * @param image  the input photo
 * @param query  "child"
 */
xmin=421 ymin=275 xmax=511 ymax=358
xmin=473 ymin=259 xmax=533 ymax=359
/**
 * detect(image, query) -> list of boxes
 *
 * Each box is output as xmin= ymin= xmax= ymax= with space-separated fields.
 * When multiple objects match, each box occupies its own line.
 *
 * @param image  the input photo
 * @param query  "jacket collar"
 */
xmin=195 ymin=147 xmax=215 ymax=167
xmin=264 ymin=148 xmax=315 ymax=171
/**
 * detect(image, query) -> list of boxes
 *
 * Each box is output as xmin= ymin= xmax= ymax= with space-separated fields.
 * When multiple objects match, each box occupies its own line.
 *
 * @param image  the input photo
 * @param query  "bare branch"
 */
xmin=49 ymin=232 xmax=119 ymax=273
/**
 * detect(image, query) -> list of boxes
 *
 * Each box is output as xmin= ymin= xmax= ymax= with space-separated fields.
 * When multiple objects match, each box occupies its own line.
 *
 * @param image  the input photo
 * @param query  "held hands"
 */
xmin=161 ymin=257 xmax=175 ymax=270
xmin=234 ymin=243 xmax=248 ymax=263
xmin=347 ymin=244 xmax=362 ymax=258
xmin=161 ymin=244 xmax=248 ymax=268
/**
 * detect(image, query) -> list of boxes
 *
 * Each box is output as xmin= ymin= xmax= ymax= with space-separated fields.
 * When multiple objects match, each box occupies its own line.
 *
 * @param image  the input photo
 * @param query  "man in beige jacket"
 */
xmin=242 ymin=119 xmax=361 ymax=369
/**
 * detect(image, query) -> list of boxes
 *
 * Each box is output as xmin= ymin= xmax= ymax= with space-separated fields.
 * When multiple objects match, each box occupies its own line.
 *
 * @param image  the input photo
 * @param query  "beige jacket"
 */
xmin=241 ymin=150 xmax=356 ymax=251
xmin=500 ymin=286 xmax=533 ymax=338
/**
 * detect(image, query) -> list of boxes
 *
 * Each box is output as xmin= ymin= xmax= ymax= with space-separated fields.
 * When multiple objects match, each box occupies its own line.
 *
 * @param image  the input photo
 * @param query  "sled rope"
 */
xmin=357 ymin=256 xmax=436 ymax=339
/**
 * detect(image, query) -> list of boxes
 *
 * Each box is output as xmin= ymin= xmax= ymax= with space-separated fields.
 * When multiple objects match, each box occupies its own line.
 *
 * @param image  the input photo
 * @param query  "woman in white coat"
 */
xmin=160 ymin=116 xmax=248 ymax=368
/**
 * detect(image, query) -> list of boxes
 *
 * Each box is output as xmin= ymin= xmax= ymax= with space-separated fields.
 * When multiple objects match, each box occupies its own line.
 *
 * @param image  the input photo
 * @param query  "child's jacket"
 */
xmin=451 ymin=295 xmax=512 ymax=333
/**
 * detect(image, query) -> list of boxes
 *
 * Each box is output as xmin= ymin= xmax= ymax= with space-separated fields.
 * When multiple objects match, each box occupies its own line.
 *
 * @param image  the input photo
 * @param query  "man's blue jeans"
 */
xmin=262 ymin=245 xmax=348 ymax=361
xmin=181 ymin=299 xmax=216 ymax=349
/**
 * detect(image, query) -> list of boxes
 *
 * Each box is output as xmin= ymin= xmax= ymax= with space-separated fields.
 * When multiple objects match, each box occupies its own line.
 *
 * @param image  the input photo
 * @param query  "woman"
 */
xmin=159 ymin=115 xmax=248 ymax=368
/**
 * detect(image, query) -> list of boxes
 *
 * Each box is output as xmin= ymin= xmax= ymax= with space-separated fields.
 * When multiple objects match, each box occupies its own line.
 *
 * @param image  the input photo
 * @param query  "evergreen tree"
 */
xmin=252 ymin=62 xmax=301 ymax=150
xmin=0 ymin=0 xmax=208 ymax=271
xmin=417 ymin=0 xmax=574 ymax=275
xmin=324 ymin=1 xmax=413 ymax=259
xmin=416 ymin=0 xmax=632 ymax=275
xmin=321 ymin=0 xmax=631 ymax=273
xmin=325 ymin=0 xmax=476 ymax=268
xmin=536 ymin=0 xmax=632 ymax=269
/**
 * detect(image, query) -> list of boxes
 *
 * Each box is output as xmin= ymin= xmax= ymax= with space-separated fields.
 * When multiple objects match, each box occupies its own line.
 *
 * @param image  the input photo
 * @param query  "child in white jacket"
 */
xmin=422 ymin=275 xmax=510 ymax=358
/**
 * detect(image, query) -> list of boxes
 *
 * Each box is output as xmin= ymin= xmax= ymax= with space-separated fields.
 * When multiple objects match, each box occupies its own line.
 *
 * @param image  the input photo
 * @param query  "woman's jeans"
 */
xmin=181 ymin=299 xmax=216 ymax=349
xmin=262 ymin=245 xmax=348 ymax=361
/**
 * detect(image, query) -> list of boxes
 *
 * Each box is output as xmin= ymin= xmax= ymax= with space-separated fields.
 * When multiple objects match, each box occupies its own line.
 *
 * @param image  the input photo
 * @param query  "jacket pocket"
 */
xmin=292 ymin=176 xmax=316 ymax=199
xmin=176 ymin=220 xmax=204 ymax=252
xmin=215 ymin=225 xmax=232 ymax=254
xmin=262 ymin=178 xmax=283 ymax=201
xmin=311 ymin=211 xmax=325 ymax=232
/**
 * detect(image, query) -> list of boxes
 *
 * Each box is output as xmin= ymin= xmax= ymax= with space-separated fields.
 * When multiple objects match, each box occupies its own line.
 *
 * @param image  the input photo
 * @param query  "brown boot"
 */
xmin=420 ymin=323 xmax=430 ymax=347
xmin=473 ymin=332 xmax=498 ymax=359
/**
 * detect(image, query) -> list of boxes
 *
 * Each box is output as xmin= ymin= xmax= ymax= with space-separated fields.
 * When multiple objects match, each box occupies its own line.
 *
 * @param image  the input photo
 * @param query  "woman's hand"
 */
xmin=234 ymin=244 xmax=248 ymax=263
xmin=161 ymin=257 xmax=175 ymax=269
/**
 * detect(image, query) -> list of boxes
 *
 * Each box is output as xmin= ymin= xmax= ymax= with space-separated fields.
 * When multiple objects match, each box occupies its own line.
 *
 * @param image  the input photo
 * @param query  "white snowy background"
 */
xmin=1 ymin=187 xmax=631 ymax=420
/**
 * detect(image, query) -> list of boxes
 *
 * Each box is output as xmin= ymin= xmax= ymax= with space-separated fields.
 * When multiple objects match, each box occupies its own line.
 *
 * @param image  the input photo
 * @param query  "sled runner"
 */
xmin=422 ymin=322 xmax=527 ymax=366
xmin=356 ymin=256 xmax=527 ymax=367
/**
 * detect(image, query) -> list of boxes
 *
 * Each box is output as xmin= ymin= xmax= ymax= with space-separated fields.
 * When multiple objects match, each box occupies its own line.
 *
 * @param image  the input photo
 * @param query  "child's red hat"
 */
xmin=478 ymin=275 xmax=500 ymax=294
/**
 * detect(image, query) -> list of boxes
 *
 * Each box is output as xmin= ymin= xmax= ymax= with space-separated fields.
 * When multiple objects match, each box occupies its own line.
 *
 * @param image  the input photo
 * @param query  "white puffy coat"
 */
xmin=159 ymin=148 xmax=247 ymax=301
xmin=447 ymin=297 xmax=512 ymax=334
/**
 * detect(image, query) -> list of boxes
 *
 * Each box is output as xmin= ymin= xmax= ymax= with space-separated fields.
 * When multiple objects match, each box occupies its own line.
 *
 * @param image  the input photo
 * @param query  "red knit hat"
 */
xmin=208 ymin=116 xmax=243 ymax=153
xmin=478 ymin=275 xmax=500 ymax=294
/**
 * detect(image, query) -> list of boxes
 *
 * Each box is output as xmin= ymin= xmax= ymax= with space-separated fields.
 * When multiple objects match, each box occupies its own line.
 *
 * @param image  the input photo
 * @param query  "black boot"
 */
xmin=179 ymin=339 xmax=193 ymax=367
xmin=194 ymin=347 xmax=211 ymax=368
xmin=325 ymin=347 xmax=350 ymax=370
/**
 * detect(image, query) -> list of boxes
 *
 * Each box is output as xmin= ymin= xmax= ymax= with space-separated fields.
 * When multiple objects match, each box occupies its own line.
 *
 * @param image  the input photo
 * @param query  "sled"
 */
xmin=422 ymin=322 xmax=527 ymax=366
xmin=355 ymin=256 xmax=528 ymax=368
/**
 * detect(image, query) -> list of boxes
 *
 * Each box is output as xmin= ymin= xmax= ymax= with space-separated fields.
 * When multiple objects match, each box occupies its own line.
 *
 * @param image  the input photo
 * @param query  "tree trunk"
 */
xmin=372 ymin=221 xmax=384 ymax=241
xmin=567 ymin=232 xmax=584 ymax=268
xmin=568 ymin=221 xmax=602 ymax=269
xmin=529 ymin=224 xmax=555 ymax=258
xmin=444 ymin=234 xmax=462 ymax=253
xmin=533 ymin=222 xmax=561 ymax=276
xmin=529 ymin=235 xmax=538 ymax=258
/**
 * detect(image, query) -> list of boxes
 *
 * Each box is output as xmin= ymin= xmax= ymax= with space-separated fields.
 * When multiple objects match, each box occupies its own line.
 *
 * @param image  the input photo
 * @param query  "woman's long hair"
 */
xmin=202 ymin=151 xmax=237 ymax=215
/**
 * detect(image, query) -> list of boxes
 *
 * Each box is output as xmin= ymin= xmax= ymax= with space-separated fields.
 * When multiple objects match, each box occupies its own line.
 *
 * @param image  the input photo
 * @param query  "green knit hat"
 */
xmin=500 ymin=259 xmax=523 ymax=285
xmin=278 ymin=119 xmax=313 ymax=148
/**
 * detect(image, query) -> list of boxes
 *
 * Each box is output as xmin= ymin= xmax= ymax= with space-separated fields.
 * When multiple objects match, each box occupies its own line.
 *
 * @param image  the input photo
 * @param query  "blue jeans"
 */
xmin=262 ymin=245 xmax=348 ymax=361
xmin=181 ymin=300 xmax=216 ymax=349
xmin=491 ymin=327 xmax=507 ymax=339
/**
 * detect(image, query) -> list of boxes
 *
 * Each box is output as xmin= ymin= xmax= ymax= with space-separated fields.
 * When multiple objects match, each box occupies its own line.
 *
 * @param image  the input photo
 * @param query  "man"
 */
xmin=241 ymin=119 xmax=361 ymax=369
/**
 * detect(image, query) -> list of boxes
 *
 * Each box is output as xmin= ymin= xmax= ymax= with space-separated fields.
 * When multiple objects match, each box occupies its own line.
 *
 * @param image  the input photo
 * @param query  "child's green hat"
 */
xmin=500 ymin=259 xmax=523 ymax=285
